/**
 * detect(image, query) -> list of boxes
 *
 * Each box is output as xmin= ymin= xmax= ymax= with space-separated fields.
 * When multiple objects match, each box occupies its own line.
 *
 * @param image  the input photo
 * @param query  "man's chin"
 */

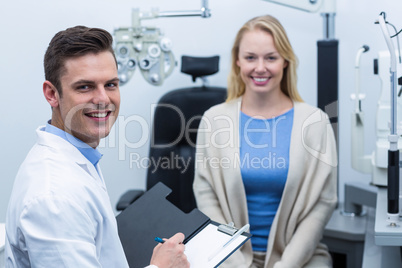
xmin=71 ymin=130 xmax=110 ymax=148
xmin=89 ymin=130 xmax=110 ymax=147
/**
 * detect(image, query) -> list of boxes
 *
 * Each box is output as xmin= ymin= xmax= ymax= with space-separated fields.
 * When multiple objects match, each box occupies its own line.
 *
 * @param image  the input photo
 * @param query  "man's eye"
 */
xmin=105 ymin=83 xmax=119 ymax=90
xmin=77 ymin=85 xmax=90 ymax=90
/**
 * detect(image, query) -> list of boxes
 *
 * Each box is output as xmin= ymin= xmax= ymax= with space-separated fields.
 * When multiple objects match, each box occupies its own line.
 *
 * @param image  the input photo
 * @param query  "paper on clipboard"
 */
xmin=116 ymin=183 xmax=251 ymax=268
xmin=185 ymin=223 xmax=250 ymax=268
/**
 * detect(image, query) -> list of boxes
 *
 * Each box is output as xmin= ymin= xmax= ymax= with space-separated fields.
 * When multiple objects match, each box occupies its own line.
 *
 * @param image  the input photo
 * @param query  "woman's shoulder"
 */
xmin=294 ymin=101 xmax=328 ymax=119
xmin=293 ymin=101 xmax=333 ymax=138
xmin=203 ymin=97 xmax=241 ymax=117
xmin=294 ymin=101 xmax=318 ymax=112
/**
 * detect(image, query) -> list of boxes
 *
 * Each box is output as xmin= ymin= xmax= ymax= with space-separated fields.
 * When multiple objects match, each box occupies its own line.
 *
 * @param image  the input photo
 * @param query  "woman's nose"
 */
xmin=255 ymin=59 xmax=266 ymax=72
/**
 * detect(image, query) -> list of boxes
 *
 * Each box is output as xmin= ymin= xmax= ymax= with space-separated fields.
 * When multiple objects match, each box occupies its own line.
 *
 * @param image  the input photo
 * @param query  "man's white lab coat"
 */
xmin=5 ymin=126 xmax=129 ymax=267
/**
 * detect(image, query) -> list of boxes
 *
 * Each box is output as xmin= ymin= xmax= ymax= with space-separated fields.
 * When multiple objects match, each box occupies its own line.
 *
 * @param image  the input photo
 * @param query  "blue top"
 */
xmin=240 ymin=108 xmax=294 ymax=252
xmin=45 ymin=122 xmax=103 ymax=170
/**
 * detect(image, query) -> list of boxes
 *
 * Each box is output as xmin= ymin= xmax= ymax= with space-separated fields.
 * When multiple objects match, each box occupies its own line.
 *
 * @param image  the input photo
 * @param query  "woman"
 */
xmin=193 ymin=15 xmax=337 ymax=268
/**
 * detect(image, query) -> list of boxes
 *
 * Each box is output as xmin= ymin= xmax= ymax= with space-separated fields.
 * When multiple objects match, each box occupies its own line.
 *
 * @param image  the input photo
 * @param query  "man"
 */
xmin=5 ymin=26 xmax=189 ymax=268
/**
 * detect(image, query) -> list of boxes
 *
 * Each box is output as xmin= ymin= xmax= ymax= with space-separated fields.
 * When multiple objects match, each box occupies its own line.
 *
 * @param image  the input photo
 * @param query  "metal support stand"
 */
xmin=317 ymin=13 xmax=339 ymax=204
xmin=342 ymin=182 xmax=377 ymax=216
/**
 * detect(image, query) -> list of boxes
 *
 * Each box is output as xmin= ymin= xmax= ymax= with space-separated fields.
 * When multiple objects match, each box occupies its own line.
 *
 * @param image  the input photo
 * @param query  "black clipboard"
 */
xmin=116 ymin=182 xmax=251 ymax=268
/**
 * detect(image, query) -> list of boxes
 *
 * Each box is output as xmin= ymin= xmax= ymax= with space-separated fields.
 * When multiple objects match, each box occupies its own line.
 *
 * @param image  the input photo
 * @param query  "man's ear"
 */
xmin=43 ymin=81 xmax=59 ymax=108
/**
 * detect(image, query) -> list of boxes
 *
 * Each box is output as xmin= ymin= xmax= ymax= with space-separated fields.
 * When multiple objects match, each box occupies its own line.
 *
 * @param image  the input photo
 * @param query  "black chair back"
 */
xmin=146 ymin=55 xmax=226 ymax=213
xmin=147 ymin=86 xmax=226 ymax=213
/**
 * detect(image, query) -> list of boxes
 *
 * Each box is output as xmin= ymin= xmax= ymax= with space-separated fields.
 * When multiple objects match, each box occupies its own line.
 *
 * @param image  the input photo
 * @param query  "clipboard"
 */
xmin=116 ymin=182 xmax=251 ymax=268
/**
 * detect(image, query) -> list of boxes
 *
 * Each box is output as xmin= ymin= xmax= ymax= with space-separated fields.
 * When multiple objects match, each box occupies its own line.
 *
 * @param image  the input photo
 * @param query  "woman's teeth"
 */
xmin=253 ymin=77 xmax=268 ymax=82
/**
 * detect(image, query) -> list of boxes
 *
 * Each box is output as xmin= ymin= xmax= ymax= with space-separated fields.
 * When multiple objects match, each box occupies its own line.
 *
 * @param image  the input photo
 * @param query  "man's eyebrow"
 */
xmin=71 ymin=77 xmax=120 ymax=87
xmin=71 ymin=80 xmax=95 ymax=87
xmin=106 ymin=77 xmax=120 ymax=84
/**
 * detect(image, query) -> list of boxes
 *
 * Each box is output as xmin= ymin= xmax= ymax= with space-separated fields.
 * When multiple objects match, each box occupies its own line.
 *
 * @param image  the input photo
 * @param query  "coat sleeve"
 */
xmin=274 ymin=110 xmax=338 ymax=268
xmin=193 ymin=113 xmax=250 ymax=268
xmin=193 ymin=114 xmax=229 ymax=225
xmin=275 ymin=172 xmax=337 ymax=268
xmin=19 ymin=195 xmax=102 ymax=268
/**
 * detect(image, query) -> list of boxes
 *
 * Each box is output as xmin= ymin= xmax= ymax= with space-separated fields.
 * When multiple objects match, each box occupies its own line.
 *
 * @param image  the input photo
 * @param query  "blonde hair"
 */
xmin=226 ymin=15 xmax=303 ymax=102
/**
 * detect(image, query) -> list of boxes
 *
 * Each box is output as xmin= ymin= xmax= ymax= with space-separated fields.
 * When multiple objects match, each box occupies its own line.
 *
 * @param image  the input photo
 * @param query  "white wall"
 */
xmin=0 ymin=0 xmax=400 ymax=222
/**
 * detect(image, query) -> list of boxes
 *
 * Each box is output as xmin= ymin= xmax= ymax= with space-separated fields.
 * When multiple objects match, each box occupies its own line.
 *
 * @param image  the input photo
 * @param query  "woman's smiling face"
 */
xmin=236 ymin=28 xmax=288 ymax=98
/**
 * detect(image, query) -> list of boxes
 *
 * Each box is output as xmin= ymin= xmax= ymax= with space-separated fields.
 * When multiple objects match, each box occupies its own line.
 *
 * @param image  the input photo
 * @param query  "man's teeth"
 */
xmin=90 ymin=113 xmax=108 ymax=118
xmin=254 ymin=77 xmax=268 ymax=82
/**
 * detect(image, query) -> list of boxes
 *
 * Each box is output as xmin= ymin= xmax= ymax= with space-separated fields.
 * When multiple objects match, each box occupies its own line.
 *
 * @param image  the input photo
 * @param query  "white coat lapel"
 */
xmin=36 ymin=127 xmax=106 ymax=190
xmin=75 ymin=159 xmax=106 ymax=190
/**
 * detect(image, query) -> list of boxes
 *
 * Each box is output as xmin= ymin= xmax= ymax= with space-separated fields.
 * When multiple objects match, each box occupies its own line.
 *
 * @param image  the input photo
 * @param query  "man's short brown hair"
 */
xmin=44 ymin=26 xmax=116 ymax=96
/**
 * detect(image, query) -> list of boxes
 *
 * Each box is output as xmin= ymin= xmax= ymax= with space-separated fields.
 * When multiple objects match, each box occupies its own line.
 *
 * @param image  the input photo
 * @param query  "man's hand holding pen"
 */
xmin=150 ymin=233 xmax=189 ymax=268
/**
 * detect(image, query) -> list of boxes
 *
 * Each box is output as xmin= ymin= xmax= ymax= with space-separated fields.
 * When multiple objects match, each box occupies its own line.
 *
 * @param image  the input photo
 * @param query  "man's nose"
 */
xmin=93 ymin=87 xmax=110 ymax=106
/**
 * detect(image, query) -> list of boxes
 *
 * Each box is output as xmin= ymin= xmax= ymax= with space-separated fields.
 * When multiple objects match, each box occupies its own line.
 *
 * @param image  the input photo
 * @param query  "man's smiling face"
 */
xmin=50 ymin=51 xmax=120 ymax=148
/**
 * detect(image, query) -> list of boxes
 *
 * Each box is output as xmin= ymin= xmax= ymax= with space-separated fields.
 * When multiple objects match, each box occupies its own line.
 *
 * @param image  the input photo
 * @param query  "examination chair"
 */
xmin=116 ymin=55 xmax=226 ymax=213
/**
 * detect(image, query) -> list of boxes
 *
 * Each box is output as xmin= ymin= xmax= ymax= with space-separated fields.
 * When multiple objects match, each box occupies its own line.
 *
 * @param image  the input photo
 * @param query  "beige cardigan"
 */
xmin=193 ymin=98 xmax=337 ymax=268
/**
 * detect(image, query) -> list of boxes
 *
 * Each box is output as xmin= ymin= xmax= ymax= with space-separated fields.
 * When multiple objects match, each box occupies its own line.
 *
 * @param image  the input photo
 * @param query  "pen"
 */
xmin=155 ymin=237 xmax=165 ymax=244
xmin=208 ymin=224 xmax=250 ymax=261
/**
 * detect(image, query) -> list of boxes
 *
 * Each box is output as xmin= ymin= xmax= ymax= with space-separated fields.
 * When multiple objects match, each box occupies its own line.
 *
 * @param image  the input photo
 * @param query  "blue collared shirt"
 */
xmin=45 ymin=122 xmax=103 ymax=170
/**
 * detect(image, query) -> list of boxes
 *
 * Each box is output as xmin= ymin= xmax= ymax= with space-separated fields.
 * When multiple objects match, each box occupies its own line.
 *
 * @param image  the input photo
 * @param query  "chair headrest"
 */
xmin=152 ymin=87 xmax=226 ymax=147
xmin=181 ymin=55 xmax=219 ymax=82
